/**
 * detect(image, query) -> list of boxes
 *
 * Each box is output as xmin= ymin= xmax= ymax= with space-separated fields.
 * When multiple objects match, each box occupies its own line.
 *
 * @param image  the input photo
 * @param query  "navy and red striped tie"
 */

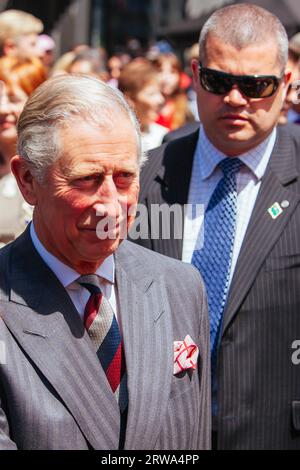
xmin=77 ymin=274 xmax=128 ymax=449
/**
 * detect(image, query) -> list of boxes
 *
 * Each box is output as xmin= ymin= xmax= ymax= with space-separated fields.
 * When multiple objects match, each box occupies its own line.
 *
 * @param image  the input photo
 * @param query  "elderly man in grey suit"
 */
xmin=0 ymin=75 xmax=211 ymax=450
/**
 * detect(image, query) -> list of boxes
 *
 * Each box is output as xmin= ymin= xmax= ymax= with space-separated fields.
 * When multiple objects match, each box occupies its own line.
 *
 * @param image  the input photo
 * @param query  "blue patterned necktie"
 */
xmin=192 ymin=158 xmax=243 ymax=368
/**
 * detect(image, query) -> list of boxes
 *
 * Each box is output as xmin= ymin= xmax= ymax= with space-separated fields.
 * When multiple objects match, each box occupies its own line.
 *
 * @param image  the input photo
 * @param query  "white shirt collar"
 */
xmin=30 ymin=222 xmax=115 ymax=288
xmin=196 ymin=125 xmax=277 ymax=181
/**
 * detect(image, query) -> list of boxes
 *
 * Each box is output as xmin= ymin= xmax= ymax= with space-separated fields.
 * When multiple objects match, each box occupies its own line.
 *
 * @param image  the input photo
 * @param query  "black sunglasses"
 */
xmin=199 ymin=64 xmax=283 ymax=98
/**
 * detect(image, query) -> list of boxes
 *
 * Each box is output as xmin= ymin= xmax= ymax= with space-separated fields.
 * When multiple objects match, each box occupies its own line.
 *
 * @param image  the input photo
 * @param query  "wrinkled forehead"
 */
xmin=55 ymin=116 xmax=140 ymax=162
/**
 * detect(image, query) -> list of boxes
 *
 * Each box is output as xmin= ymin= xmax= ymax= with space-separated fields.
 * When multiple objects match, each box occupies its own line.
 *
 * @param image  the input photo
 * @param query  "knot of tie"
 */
xmin=77 ymin=274 xmax=101 ymax=295
xmin=219 ymin=157 xmax=243 ymax=177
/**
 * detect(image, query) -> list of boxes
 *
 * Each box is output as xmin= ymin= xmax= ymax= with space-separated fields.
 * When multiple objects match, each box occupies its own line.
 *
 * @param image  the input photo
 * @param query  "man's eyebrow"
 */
xmin=114 ymin=165 xmax=138 ymax=173
xmin=64 ymin=166 xmax=105 ymax=178
xmin=63 ymin=164 xmax=138 ymax=179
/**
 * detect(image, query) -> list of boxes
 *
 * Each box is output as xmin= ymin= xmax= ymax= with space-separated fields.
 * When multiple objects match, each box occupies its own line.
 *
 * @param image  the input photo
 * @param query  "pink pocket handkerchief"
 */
xmin=173 ymin=335 xmax=199 ymax=375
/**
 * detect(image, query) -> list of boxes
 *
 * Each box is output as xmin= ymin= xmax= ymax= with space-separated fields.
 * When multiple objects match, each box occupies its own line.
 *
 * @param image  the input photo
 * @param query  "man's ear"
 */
xmin=281 ymin=71 xmax=292 ymax=104
xmin=284 ymin=71 xmax=292 ymax=86
xmin=191 ymin=58 xmax=200 ymax=89
xmin=11 ymin=155 xmax=38 ymax=206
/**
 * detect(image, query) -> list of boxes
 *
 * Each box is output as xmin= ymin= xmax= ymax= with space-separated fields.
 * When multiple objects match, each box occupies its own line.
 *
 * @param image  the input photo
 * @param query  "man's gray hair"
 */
xmin=17 ymin=74 xmax=145 ymax=183
xmin=199 ymin=3 xmax=288 ymax=73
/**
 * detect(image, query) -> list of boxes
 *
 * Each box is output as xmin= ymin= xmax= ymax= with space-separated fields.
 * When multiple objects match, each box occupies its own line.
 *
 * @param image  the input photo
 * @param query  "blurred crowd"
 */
xmin=1 ymin=8 xmax=300 ymax=247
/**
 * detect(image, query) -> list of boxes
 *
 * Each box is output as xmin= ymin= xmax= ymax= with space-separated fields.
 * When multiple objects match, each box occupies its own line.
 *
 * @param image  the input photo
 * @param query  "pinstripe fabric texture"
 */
xmin=0 ymin=228 xmax=211 ymax=450
xmin=132 ymin=123 xmax=300 ymax=449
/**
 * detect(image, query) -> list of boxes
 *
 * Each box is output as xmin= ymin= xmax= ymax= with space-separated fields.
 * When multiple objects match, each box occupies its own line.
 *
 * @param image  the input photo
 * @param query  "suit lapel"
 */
xmin=222 ymin=126 xmax=300 ymax=333
xmin=151 ymin=130 xmax=199 ymax=259
xmin=1 ymin=228 xmax=121 ymax=449
xmin=115 ymin=241 xmax=173 ymax=450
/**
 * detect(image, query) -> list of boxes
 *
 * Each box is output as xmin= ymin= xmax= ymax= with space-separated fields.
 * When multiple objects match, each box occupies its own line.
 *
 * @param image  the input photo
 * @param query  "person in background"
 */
xmin=107 ymin=54 xmax=129 ymax=88
xmin=0 ymin=56 xmax=47 ymax=246
xmin=50 ymin=51 xmax=76 ymax=77
xmin=185 ymin=43 xmax=200 ymax=121
xmin=285 ymin=33 xmax=300 ymax=124
xmin=278 ymin=34 xmax=300 ymax=125
xmin=154 ymin=53 xmax=194 ymax=131
xmin=67 ymin=48 xmax=109 ymax=82
xmin=118 ymin=58 xmax=168 ymax=151
xmin=36 ymin=34 xmax=56 ymax=72
xmin=0 ymin=9 xmax=43 ymax=60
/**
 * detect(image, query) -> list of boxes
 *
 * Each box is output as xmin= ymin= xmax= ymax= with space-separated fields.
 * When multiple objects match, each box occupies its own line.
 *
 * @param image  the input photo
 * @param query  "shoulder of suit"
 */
xmin=276 ymin=124 xmax=300 ymax=170
xmin=145 ymin=129 xmax=199 ymax=169
xmin=139 ymin=129 xmax=199 ymax=196
xmin=120 ymin=239 xmax=203 ymax=285
xmin=279 ymin=123 xmax=300 ymax=148
xmin=0 ymin=241 xmax=13 ymax=299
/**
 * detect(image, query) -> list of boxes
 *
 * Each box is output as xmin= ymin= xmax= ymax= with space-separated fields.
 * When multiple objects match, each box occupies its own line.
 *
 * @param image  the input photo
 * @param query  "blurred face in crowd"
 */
xmin=278 ymin=52 xmax=300 ymax=124
xmin=159 ymin=60 xmax=180 ymax=97
xmin=108 ymin=56 xmax=123 ymax=80
xmin=13 ymin=118 xmax=140 ymax=273
xmin=69 ymin=60 xmax=94 ymax=75
xmin=0 ymin=80 xmax=27 ymax=146
xmin=134 ymin=79 xmax=165 ymax=130
xmin=7 ymin=33 xmax=42 ymax=60
xmin=192 ymin=34 xmax=291 ymax=156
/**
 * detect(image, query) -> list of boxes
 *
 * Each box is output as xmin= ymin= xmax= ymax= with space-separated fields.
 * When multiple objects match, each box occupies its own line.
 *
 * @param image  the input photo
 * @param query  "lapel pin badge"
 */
xmin=268 ymin=202 xmax=286 ymax=219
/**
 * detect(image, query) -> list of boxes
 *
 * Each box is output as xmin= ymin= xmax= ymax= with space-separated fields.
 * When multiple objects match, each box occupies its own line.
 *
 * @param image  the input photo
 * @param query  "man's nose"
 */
xmin=97 ymin=175 xmax=119 ymax=200
xmin=93 ymin=178 xmax=120 ymax=219
xmin=223 ymin=86 xmax=248 ymax=107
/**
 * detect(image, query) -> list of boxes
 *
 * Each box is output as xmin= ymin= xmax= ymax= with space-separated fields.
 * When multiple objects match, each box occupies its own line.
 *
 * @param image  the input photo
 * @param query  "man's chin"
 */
xmin=76 ymin=238 xmax=121 ymax=262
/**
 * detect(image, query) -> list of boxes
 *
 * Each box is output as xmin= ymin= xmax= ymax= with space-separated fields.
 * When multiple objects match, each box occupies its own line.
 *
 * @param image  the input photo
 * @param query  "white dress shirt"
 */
xmin=182 ymin=125 xmax=277 ymax=287
xmin=30 ymin=223 xmax=119 ymax=325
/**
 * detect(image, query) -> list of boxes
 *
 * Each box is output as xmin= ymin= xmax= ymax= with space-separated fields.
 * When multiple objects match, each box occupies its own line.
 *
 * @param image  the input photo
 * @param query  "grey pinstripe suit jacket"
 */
xmin=0 ymin=228 xmax=211 ymax=450
xmin=131 ymin=123 xmax=300 ymax=449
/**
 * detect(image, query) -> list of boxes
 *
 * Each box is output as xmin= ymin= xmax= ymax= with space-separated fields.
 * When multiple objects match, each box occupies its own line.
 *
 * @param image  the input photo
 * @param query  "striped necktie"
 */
xmin=77 ymin=274 xmax=128 ymax=449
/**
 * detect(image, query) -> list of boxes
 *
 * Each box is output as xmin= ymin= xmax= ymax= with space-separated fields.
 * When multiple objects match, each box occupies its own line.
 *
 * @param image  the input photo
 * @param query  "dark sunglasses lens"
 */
xmin=200 ymin=69 xmax=232 ymax=94
xmin=200 ymin=67 xmax=279 ymax=98
xmin=240 ymin=77 xmax=277 ymax=98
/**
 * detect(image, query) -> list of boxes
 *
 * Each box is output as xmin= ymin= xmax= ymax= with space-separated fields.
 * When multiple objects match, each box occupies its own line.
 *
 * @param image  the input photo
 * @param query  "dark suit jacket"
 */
xmin=0 ymin=227 xmax=211 ymax=450
xmin=163 ymin=121 xmax=200 ymax=143
xmin=132 ymin=124 xmax=300 ymax=449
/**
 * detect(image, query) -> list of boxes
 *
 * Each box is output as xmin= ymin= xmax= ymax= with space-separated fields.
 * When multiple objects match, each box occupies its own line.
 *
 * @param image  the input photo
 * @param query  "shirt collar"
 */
xmin=30 ymin=222 xmax=115 ymax=288
xmin=196 ymin=124 xmax=277 ymax=182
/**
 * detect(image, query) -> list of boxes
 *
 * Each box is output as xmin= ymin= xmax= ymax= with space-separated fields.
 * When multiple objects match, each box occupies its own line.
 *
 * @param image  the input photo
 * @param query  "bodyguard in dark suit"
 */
xmin=0 ymin=75 xmax=211 ymax=449
xmin=131 ymin=4 xmax=300 ymax=449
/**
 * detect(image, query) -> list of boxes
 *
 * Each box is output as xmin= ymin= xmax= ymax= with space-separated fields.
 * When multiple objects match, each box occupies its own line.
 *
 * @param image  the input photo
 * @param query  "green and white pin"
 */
xmin=268 ymin=202 xmax=283 ymax=219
